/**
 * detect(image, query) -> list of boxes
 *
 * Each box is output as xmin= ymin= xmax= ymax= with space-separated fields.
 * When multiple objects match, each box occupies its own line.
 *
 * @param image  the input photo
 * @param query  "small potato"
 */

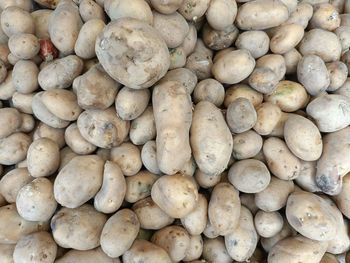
xmin=295 ymin=160 xmax=320 ymax=192
xmin=286 ymin=191 xmax=339 ymax=241
xmin=299 ymin=28 xmax=342 ymax=63
xmin=64 ymin=123 xmax=96 ymax=155
xmin=184 ymin=235 xmax=203 ymax=261
xmin=38 ymin=55 xmax=83 ymax=90
xmin=178 ymin=0 xmax=210 ymax=21
xmin=264 ymin=80 xmax=308 ymax=112
xmin=96 ymin=18 xmax=169 ymax=89
xmin=11 ymin=92 xmax=34 ymax=114
xmin=141 ymin=140 xmax=161 ymax=174
xmin=27 ymin=138 xmax=60 ymax=178
xmin=33 ymin=122 xmax=65 ymax=149
xmin=130 ymin=106 xmax=156 ymax=145
xmin=226 ymin=98 xmax=257 ymax=133
xmin=261 ymin=220 xmax=295 ymax=253
xmin=202 ymin=24 xmax=238 ymax=51
xmin=0 ymin=59 xmax=6 ymax=84
xmin=51 ymin=204 xmax=107 ymax=250
xmin=205 ymin=0 xmax=237 ymax=31
xmin=74 ymin=19 xmax=105 ymax=59
xmin=208 ymin=183 xmax=241 ymax=235
xmin=0 ymin=108 xmax=22 ymax=139
xmin=159 ymin=68 xmax=198 ymax=94
xmin=181 ymin=194 xmax=207 ymax=235
xmin=150 ymin=0 xmax=182 ymax=14
xmin=212 ymin=49 xmax=255 ymax=84
xmin=326 ymin=61 xmax=348 ymax=91
xmin=253 ymin=102 xmax=282 ymax=136
xmin=125 ymin=171 xmax=158 ymax=203
xmin=310 ymin=3 xmax=340 ymax=31
xmin=256 ymin=54 xmax=286 ymax=81
xmin=122 ymin=239 xmax=172 ymax=263
xmin=232 ymin=130 xmax=263 ymax=160
xmin=110 ymin=142 xmax=142 ymax=176
xmin=115 ymin=87 xmax=150 ymax=121
xmin=270 ymin=24 xmax=304 ymax=54
xmin=225 ymin=206 xmax=258 ymax=262
xmin=151 ymin=174 xmax=198 ymax=218
xmin=203 ymin=237 xmax=232 ymax=263
xmin=104 ymin=0 xmax=153 ymax=24
xmin=235 ymin=30 xmax=269 ymax=59
xmin=58 ymin=147 xmax=78 ymax=171
xmin=284 ymin=114 xmax=322 ymax=161
xmin=101 ymin=209 xmax=140 ymax=258
xmin=255 ymin=176 xmax=295 ymax=212
xmin=13 ymin=231 xmax=57 ymax=263
xmin=169 ymin=47 xmax=186 ymax=69
xmin=1 ymin=6 xmax=34 ymax=37
xmin=0 ymin=132 xmax=31 ymax=165
xmin=12 ymin=60 xmax=38 ymax=94
xmin=236 ymin=0 xmax=289 ymax=30
xmin=55 ymin=247 xmax=120 ymax=263
xmin=254 ymin=210 xmax=284 ymax=238
xmin=297 ymin=55 xmax=330 ymax=96
xmin=16 ymin=178 xmax=57 ymax=222
xmin=31 ymin=9 xmax=51 ymax=39
xmin=224 ymin=84 xmax=263 ymax=108
xmin=0 ymin=168 xmax=33 ymax=203
xmin=54 ymin=155 xmax=104 ymax=208
xmin=248 ymin=67 xmax=279 ymax=94
xmin=194 ymin=169 xmax=221 ymax=189
xmin=8 ymin=33 xmax=39 ymax=60
xmin=77 ymin=107 xmax=130 ymax=148
xmin=185 ymin=50 xmax=213 ymax=80
xmin=284 ymin=3 xmax=313 ymax=28
xmin=306 ymin=94 xmax=350 ymax=133
xmin=283 ymin=48 xmax=302 ymax=74
xmin=0 ymin=244 xmax=15 ymax=263
xmin=48 ymin=0 xmax=83 ymax=55
xmin=335 ymin=26 xmax=350 ymax=52
xmin=0 ymin=204 xmax=49 ymax=244
xmin=73 ymin=65 xmax=119 ymax=110
xmin=79 ymin=0 xmax=106 ymax=22
xmin=0 ymin=70 xmax=15 ymax=100
xmin=193 ymin=78 xmax=224 ymax=106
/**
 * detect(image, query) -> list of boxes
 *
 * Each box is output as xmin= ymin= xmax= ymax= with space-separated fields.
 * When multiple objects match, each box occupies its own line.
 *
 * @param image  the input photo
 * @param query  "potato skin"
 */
xmin=125 ymin=171 xmax=158 ymax=203
xmin=224 ymin=84 xmax=263 ymax=108
xmin=0 ymin=108 xmax=22 ymax=139
xmin=0 ymin=244 xmax=15 ymax=263
xmin=0 ymin=132 xmax=31 ymax=165
xmin=56 ymin=247 xmax=120 ymax=263
xmin=130 ymin=106 xmax=156 ymax=145
xmin=12 ymin=60 xmax=38 ymax=94
xmin=232 ymin=130 xmax=263 ymax=160
xmin=226 ymin=98 xmax=257 ymax=133
xmin=253 ymin=102 xmax=282 ymax=136
xmin=235 ymin=30 xmax=269 ymax=59
xmin=254 ymin=210 xmax=283 ymax=238
xmin=335 ymin=174 xmax=350 ymax=219
xmin=203 ymin=237 xmax=232 ymax=263
xmin=206 ymin=0 xmax=237 ymax=31
xmin=270 ymin=24 xmax=304 ymax=54
xmin=1 ymin=6 xmax=34 ymax=37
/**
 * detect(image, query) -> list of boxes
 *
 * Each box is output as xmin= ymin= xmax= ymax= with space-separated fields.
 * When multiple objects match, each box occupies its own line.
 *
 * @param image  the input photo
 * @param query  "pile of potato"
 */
xmin=1 ymin=0 xmax=350 ymax=262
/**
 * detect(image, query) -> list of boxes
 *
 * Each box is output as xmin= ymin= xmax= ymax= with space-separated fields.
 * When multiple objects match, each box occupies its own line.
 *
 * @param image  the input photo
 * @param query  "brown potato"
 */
xmin=270 ymin=24 xmax=304 ymax=54
xmin=202 ymin=23 xmax=238 ymax=51
xmin=178 ymin=0 xmax=211 ymax=21
xmin=55 ymin=247 xmax=120 ymax=263
xmin=203 ymin=237 xmax=232 ymax=263
xmin=224 ymin=84 xmax=263 ymax=108
xmin=253 ymin=102 xmax=282 ymax=135
xmin=129 ymin=106 xmax=156 ymax=145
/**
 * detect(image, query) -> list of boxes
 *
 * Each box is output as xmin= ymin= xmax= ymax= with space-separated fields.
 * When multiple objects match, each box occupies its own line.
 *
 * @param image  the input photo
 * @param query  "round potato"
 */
xmin=253 ymin=102 xmax=282 ymax=136
xmin=224 ymin=84 xmax=263 ymax=108
xmin=203 ymin=237 xmax=232 ymax=263
xmin=193 ymin=78 xmax=225 ymax=107
xmin=79 ymin=0 xmax=106 ymax=22
xmin=326 ymin=61 xmax=348 ymax=92
xmin=125 ymin=171 xmax=158 ymax=203
xmin=110 ymin=142 xmax=142 ymax=176
xmin=232 ymin=130 xmax=263 ymax=160
xmin=181 ymin=194 xmax=208 ymax=235
xmin=129 ymin=106 xmax=156 ymax=145
xmin=270 ymin=24 xmax=304 ymax=54
xmin=310 ymin=3 xmax=340 ymax=31
xmin=178 ymin=0 xmax=211 ymax=21
xmin=0 ymin=132 xmax=31 ymax=165
xmin=202 ymin=24 xmax=238 ymax=51
xmin=235 ymin=30 xmax=269 ymax=59
xmin=159 ymin=68 xmax=198 ymax=94
xmin=1 ymin=6 xmax=34 ymax=37
xmin=141 ymin=140 xmax=161 ymax=174
xmin=226 ymin=98 xmax=257 ymax=133
xmin=8 ymin=33 xmax=39 ymax=60
xmin=206 ymin=0 xmax=237 ymax=31
xmin=254 ymin=210 xmax=284 ymax=238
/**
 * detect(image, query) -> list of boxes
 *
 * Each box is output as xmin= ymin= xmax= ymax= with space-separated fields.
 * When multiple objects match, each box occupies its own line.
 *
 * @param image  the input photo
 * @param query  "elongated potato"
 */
xmin=310 ymin=3 xmax=340 ymax=31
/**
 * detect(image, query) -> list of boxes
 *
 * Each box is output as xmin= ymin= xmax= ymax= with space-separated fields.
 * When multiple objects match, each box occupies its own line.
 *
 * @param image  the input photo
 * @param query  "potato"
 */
xmin=299 ymin=29 xmax=342 ymax=62
xmin=254 ymin=210 xmax=283 ymax=238
xmin=179 ymin=24 xmax=197 ymax=56
xmin=0 ymin=244 xmax=14 ymax=263
xmin=73 ymin=65 xmax=119 ymax=110
xmin=168 ymin=47 xmax=186 ymax=69
xmin=231 ymin=130 xmax=262 ymax=160
xmin=110 ymin=143 xmax=142 ymax=177
xmin=141 ymin=140 xmax=161 ymax=174
xmin=0 ymin=0 xmax=32 ymax=11
xmin=38 ymin=55 xmax=83 ymax=90
xmin=31 ymin=9 xmax=51 ymax=39
xmin=240 ymin=194 xmax=259 ymax=215
xmin=0 ymin=70 xmax=15 ymax=100
xmin=226 ymin=98 xmax=257 ymax=133
xmin=129 ymin=106 xmax=156 ymax=145
xmin=212 ymin=49 xmax=255 ymax=84
xmin=74 ymin=19 xmax=105 ymax=59
xmin=185 ymin=50 xmax=213 ymax=80
xmin=58 ymin=147 xmax=78 ymax=171
xmin=203 ymin=24 xmax=238 ymax=51
xmin=183 ymin=235 xmax=203 ymax=261
xmin=235 ymin=30 xmax=269 ymax=59
xmin=64 ymin=123 xmax=96 ymax=155
xmin=255 ymin=176 xmax=294 ymax=212
xmin=194 ymin=169 xmax=221 ymax=189
xmin=335 ymin=174 xmax=350 ymax=219
xmin=236 ymin=0 xmax=289 ymax=30
xmin=191 ymin=101 xmax=232 ymax=175
xmin=151 ymin=174 xmax=198 ymax=218
xmin=286 ymin=191 xmax=339 ymax=241
xmin=125 ymin=171 xmax=158 ymax=203
xmin=159 ymin=68 xmax=198 ymax=94
xmin=48 ymin=0 xmax=83 ymax=55
xmin=253 ymin=102 xmax=282 ymax=136
xmin=0 ymin=108 xmax=22 ymax=139
xmin=326 ymin=61 xmax=348 ymax=92
xmin=191 ymin=79 xmax=223 ymax=106
xmin=310 ymin=3 xmax=340 ymax=31
xmin=321 ymin=254 xmax=340 ymax=263
xmin=96 ymin=18 xmax=169 ymax=89
xmin=54 ymin=155 xmax=104 ymax=208
xmin=51 ymin=204 xmax=107 ymax=250
xmin=8 ymin=33 xmax=39 ymax=60
xmin=202 ymin=237 xmax=232 ymax=263
xmin=283 ymin=48 xmax=302 ymax=74
xmin=56 ymin=247 xmax=121 ymax=263
xmin=101 ymin=209 xmax=140 ymax=258
xmin=270 ymin=24 xmax=304 ymax=54
xmin=181 ymin=193 xmax=207 ymax=235
xmin=122 ymin=239 xmax=172 ymax=263
xmin=306 ymin=94 xmax=350 ymax=133
xmin=316 ymin=127 xmax=350 ymax=195
xmin=284 ymin=3 xmax=313 ymax=28
xmin=27 ymin=138 xmax=60 ymax=178
xmin=13 ymin=231 xmax=57 ymax=263
xmin=335 ymin=26 xmax=350 ymax=52
xmin=268 ymin=235 xmax=328 ymax=263
xmin=294 ymin=160 xmax=320 ymax=192
xmin=77 ymin=107 xmax=130 ymax=148
xmin=224 ymin=84 xmax=263 ymax=108
xmin=225 ymin=206 xmax=258 ymax=262
xmin=12 ymin=60 xmax=38 ymax=94
xmin=256 ymin=54 xmax=286 ymax=82
xmin=104 ymin=0 xmax=152 ymax=24
xmin=0 ymin=204 xmax=48 ymax=244
xmin=79 ymin=0 xmax=105 ymax=22
xmin=284 ymin=115 xmax=322 ymax=161
xmin=0 ymin=59 xmax=6 ymax=83
xmin=261 ymin=220 xmax=295 ymax=252
xmin=208 ymin=182 xmax=240 ymax=235
xmin=33 ymin=122 xmax=65 ymax=149
xmin=248 ymin=67 xmax=279 ymax=95
xmin=0 ymin=132 xmax=31 ymax=165
xmin=205 ymin=0 xmax=237 ymax=31
xmin=178 ymin=0 xmax=210 ymax=21
xmin=11 ymin=92 xmax=33 ymax=114
xmin=1 ymin=6 xmax=34 ymax=37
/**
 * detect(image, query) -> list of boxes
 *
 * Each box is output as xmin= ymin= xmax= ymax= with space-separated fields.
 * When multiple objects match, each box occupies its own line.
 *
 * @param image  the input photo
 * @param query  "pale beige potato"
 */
xmin=13 ymin=231 xmax=57 ymax=263
xmin=101 ymin=209 xmax=140 ymax=258
xmin=110 ymin=142 xmax=142 ymax=176
xmin=320 ymin=254 xmax=340 ymax=263
xmin=74 ymin=19 xmax=105 ymax=59
xmin=122 ymin=240 xmax=172 ymax=263
xmin=253 ymin=102 xmax=282 ymax=135
xmin=236 ymin=0 xmax=289 ymax=30
xmin=18 ymin=114 xmax=34 ymax=132
xmin=64 ymin=123 xmax=96 ymax=155
xmin=270 ymin=24 xmax=304 ymax=54
xmin=212 ymin=49 xmax=255 ymax=84
xmin=284 ymin=3 xmax=313 ymax=28
xmin=0 ymin=70 xmax=15 ymax=100
xmin=299 ymin=28 xmax=342 ymax=62
xmin=326 ymin=61 xmax=348 ymax=91
xmin=225 ymin=206 xmax=258 ymax=262
xmin=248 ymin=67 xmax=279 ymax=95
xmin=240 ymin=193 xmax=259 ymax=215
xmin=226 ymin=98 xmax=257 ymax=133
xmin=205 ymin=0 xmax=237 ymax=30
xmin=7 ymin=53 xmax=20 ymax=66
xmin=96 ymin=18 xmax=169 ymax=89
xmin=235 ymin=30 xmax=269 ymax=59
xmin=335 ymin=174 xmax=350 ymax=219
xmin=141 ymin=140 xmax=161 ymax=174
xmin=12 ymin=60 xmax=38 ymax=94
xmin=149 ymin=0 xmax=182 ymax=14
xmin=231 ymin=130 xmax=262 ymax=160
xmin=202 ymin=237 xmax=232 ymax=263
xmin=256 ymin=54 xmax=286 ymax=81
xmin=73 ymin=64 xmax=119 ymax=110
xmin=0 ymin=0 xmax=32 ymax=11
xmin=335 ymin=26 xmax=350 ymax=52
xmin=1 ymin=6 xmax=34 ymax=37
xmin=224 ymin=84 xmax=263 ymax=108
xmin=79 ymin=0 xmax=106 ymax=22
xmin=181 ymin=193 xmax=207 ymax=235
xmin=0 ymin=167 xmax=33 ymax=203
xmin=178 ymin=0 xmax=210 ymax=20
xmin=208 ymin=182 xmax=241 ymax=235
xmin=0 ymin=24 xmax=8 ymax=45
xmin=12 ymin=92 xmax=34 ymax=114
xmin=77 ymin=107 xmax=130 ymax=148
xmin=56 ymin=247 xmax=121 ymax=263
xmin=261 ymin=220 xmax=295 ymax=252
xmin=51 ymin=204 xmax=107 ymax=250
xmin=254 ymin=210 xmax=284 ymax=238
xmin=31 ymin=9 xmax=51 ymax=39
xmin=0 ymin=204 xmax=48 ymax=244
xmin=48 ymin=0 xmax=83 ymax=55
xmin=185 ymin=50 xmax=213 ymax=80
xmin=130 ymin=106 xmax=156 ymax=145
xmin=0 ymin=44 xmax=10 ymax=68
xmin=169 ymin=47 xmax=186 ymax=69
xmin=183 ymin=235 xmax=203 ymax=261
xmin=202 ymin=24 xmax=238 ymax=51
xmin=54 ymin=155 xmax=104 ymax=208
xmin=0 ymin=244 xmax=15 ymax=263
xmin=179 ymin=24 xmax=197 ymax=56
xmin=203 ymin=219 xmax=220 ymax=239
xmin=180 ymin=156 xmax=196 ymax=177
xmin=310 ymin=3 xmax=340 ymax=31
xmin=295 ymin=160 xmax=320 ymax=192
xmin=284 ymin=48 xmax=302 ymax=74
xmin=280 ymin=0 xmax=297 ymax=12
xmin=255 ymin=176 xmax=295 ymax=212
xmin=125 ymin=171 xmax=158 ymax=203
xmin=33 ymin=122 xmax=65 ymax=149
xmin=0 ymin=108 xmax=22 ymax=139
xmin=159 ymin=68 xmax=198 ymax=94
xmin=194 ymin=169 xmax=221 ymax=189
xmin=8 ymin=33 xmax=39 ymax=60
xmin=38 ymin=55 xmax=83 ymax=90
xmin=0 ymin=132 xmax=31 ymax=165
xmin=58 ymin=147 xmax=78 ymax=171
xmin=151 ymin=174 xmax=198 ymax=218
